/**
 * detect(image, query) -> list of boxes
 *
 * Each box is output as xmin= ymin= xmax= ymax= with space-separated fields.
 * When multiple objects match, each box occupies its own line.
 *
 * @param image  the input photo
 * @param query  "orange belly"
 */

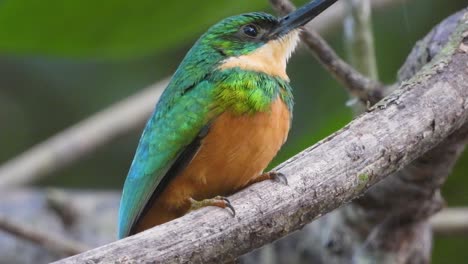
xmin=135 ymin=97 xmax=291 ymax=232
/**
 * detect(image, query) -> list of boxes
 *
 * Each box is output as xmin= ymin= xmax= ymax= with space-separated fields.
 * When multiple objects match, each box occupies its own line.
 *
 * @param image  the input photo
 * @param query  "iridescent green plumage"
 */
xmin=118 ymin=0 xmax=337 ymax=238
xmin=118 ymin=12 xmax=293 ymax=238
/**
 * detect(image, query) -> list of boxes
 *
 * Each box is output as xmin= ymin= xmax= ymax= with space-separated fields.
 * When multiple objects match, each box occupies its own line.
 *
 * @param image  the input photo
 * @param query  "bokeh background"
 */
xmin=0 ymin=0 xmax=466 ymax=262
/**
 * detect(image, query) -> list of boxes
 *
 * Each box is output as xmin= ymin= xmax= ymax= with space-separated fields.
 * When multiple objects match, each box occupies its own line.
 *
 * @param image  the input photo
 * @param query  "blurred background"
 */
xmin=0 ymin=0 xmax=466 ymax=262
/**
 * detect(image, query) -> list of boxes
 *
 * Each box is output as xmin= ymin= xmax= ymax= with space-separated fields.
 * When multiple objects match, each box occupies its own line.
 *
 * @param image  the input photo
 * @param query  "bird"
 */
xmin=118 ymin=0 xmax=338 ymax=239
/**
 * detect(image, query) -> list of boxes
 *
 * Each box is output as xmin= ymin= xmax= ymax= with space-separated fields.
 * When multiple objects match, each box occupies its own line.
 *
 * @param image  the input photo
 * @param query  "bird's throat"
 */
xmin=218 ymin=30 xmax=300 ymax=81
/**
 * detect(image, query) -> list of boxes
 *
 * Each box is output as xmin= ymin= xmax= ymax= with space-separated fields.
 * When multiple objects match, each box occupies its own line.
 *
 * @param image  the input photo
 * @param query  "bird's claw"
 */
xmin=269 ymin=171 xmax=288 ymax=186
xmin=218 ymin=196 xmax=236 ymax=217
xmin=189 ymin=196 xmax=236 ymax=217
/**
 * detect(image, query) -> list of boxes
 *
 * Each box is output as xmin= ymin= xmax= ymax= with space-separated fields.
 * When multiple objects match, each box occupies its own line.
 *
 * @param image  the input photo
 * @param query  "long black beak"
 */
xmin=271 ymin=0 xmax=338 ymax=37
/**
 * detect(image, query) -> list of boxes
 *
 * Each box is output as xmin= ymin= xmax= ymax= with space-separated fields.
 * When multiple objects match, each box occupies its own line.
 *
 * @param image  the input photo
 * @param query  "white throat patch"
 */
xmin=218 ymin=30 xmax=300 ymax=81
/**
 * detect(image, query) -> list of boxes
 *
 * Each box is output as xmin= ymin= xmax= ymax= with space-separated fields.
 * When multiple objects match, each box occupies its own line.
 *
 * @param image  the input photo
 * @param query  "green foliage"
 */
xmin=0 ymin=0 xmax=267 ymax=59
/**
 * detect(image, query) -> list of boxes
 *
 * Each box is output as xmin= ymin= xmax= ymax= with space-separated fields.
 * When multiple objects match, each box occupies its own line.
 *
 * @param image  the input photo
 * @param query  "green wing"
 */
xmin=118 ymin=78 xmax=217 ymax=238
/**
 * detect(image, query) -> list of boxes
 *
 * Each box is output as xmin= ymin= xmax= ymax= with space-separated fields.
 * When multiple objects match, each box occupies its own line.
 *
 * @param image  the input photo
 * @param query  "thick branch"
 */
xmin=53 ymin=24 xmax=468 ymax=263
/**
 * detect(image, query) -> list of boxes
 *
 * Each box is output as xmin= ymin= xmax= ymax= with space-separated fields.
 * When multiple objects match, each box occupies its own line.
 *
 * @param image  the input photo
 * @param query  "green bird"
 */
xmin=118 ymin=0 xmax=338 ymax=238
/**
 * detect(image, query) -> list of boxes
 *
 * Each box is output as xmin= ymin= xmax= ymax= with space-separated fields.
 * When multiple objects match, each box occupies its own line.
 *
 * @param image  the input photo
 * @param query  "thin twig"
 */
xmin=0 ymin=79 xmax=169 ymax=188
xmin=270 ymin=0 xmax=385 ymax=104
xmin=0 ymin=215 xmax=90 ymax=256
xmin=46 ymin=188 xmax=80 ymax=227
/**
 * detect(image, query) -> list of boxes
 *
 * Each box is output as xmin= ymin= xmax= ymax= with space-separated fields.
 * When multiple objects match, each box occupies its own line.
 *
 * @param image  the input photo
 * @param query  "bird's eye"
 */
xmin=242 ymin=24 xmax=259 ymax=38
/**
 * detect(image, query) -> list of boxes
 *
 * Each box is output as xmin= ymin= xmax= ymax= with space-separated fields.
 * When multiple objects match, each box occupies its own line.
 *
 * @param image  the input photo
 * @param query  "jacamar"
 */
xmin=118 ymin=0 xmax=338 ymax=238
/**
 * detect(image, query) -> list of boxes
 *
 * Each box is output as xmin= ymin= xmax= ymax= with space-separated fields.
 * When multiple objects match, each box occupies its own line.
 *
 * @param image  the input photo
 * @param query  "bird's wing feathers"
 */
xmin=118 ymin=79 xmax=217 ymax=238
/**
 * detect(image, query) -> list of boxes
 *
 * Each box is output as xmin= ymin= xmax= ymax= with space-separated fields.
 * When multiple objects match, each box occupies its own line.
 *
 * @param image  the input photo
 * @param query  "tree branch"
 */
xmin=430 ymin=208 xmax=468 ymax=236
xmin=343 ymin=0 xmax=379 ymax=81
xmin=52 ymin=20 xmax=468 ymax=262
xmin=0 ymin=215 xmax=89 ymax=256
xmin=342 ymin=0 xmax=380 ymax=115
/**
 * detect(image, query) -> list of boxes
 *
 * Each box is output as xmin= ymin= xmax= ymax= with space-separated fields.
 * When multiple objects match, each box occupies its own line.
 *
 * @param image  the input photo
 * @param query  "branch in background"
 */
xmin=270 ymin=0 xmax=385 ymax=104
xmin=0 ymin=190 xmax=466 ymax=263
xmin=46 ymin=188 xmax=81 ymax=227
xmin=0 ymin=79 xmax=169 ymax=188
xmin=53 ymin=27 xmax=468 ymax=262
xmin=343 ymin=0 xmax=380 ymax=113
xmin=0 ymin=215 xmax=89 ymax=256
xmin=343 ymin=0 xmax=379 ymax=80
xmin=310 ymin=0 xmax=411 ymax=33
xmin=0 ymin=0 xmax=411 ymax=188
xmin=431 ymin=208 xmax=468 ymax=236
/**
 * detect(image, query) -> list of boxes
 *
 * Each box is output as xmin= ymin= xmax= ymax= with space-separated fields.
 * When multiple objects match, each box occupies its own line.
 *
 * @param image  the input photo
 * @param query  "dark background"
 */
xmin=0 ymin=0 xmax=466 ymax=262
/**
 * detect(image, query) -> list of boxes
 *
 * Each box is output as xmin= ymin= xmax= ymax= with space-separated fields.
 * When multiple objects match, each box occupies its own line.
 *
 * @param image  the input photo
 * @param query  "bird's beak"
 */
xmin=270 ymin=0 xmax=338 ymax=37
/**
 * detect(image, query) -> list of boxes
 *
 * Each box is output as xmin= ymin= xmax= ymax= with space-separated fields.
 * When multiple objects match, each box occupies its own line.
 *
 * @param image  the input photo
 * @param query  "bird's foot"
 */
xmin=189 ymin=196 xmax=236 ymax=216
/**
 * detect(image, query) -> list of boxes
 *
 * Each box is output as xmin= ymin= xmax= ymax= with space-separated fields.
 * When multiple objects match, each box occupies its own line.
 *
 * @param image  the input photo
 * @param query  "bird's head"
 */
xmin=184 ymin=0 xmax=337 ymax=80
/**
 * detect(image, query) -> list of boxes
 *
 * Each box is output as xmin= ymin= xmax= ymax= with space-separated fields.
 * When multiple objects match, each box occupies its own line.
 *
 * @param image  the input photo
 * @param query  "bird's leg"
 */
xmin=189 ymin=196 xmax=236 ymax=216
xmin=247 ymin=171 xmax=288 ymax=186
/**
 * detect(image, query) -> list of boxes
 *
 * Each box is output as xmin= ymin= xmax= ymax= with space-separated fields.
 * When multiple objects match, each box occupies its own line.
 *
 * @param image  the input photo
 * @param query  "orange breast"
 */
xmin=135 ymin=97 xmax=291 ymax=232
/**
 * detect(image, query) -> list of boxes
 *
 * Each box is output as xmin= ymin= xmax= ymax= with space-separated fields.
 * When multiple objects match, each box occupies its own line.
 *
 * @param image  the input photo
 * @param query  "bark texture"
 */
xmin=49 ymin=12 xmax=468 ymax=262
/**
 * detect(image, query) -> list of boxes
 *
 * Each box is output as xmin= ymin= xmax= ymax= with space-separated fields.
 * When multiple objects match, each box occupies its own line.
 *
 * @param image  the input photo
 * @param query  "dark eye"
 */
xmin=242 ymin=24 xmax=259 ymax=38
